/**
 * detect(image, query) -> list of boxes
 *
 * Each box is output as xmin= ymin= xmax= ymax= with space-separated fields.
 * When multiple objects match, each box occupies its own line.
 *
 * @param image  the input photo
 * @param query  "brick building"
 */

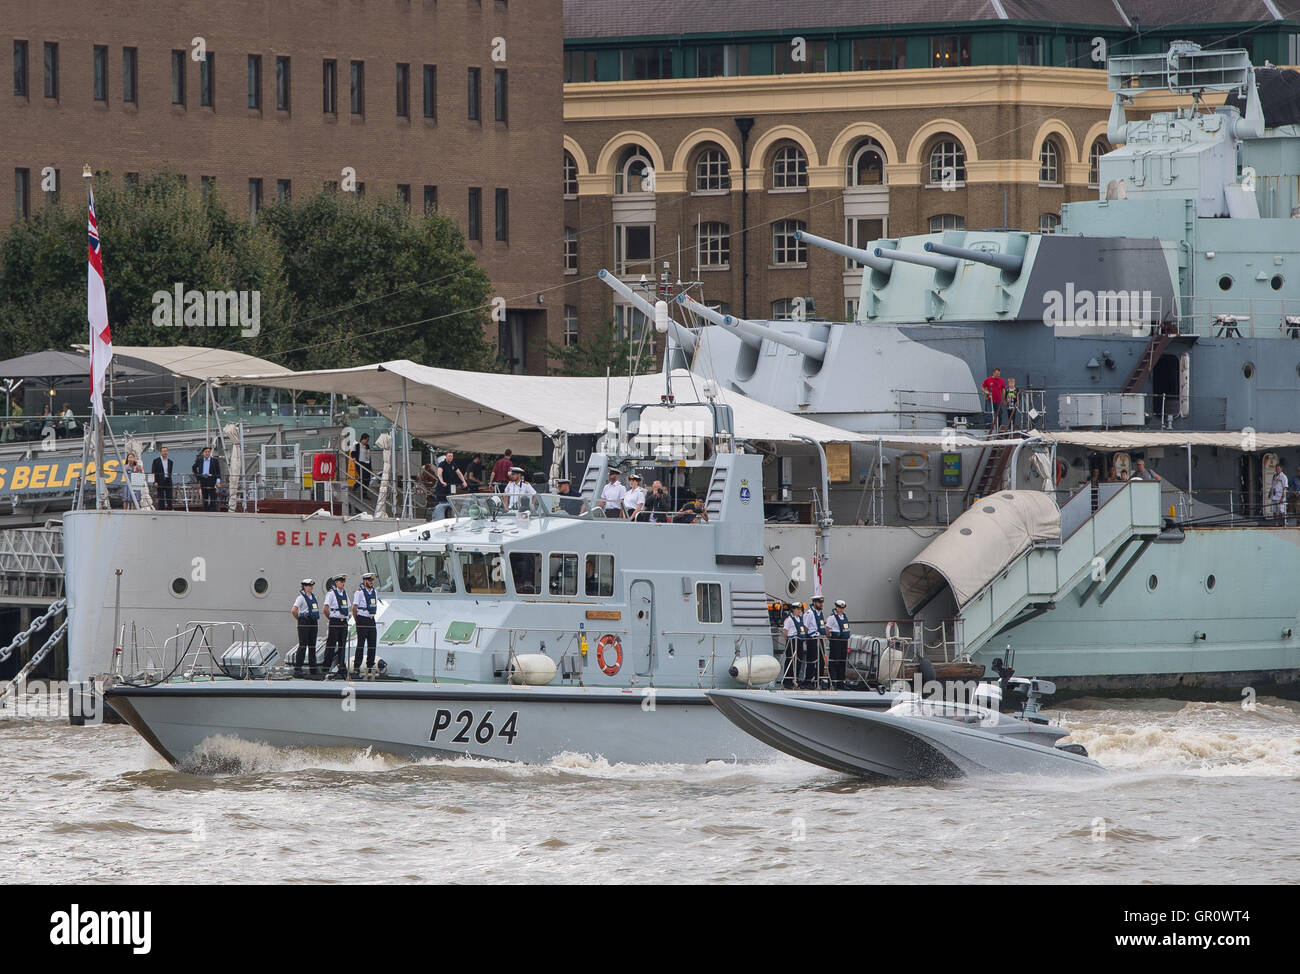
xmin=3 ymin=0 xmax=563 ymax=372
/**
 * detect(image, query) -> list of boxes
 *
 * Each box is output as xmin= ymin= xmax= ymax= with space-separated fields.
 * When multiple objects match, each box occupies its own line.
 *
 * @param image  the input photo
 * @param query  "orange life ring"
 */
xmin=1055 ymin=458 xmax=1067 ymax=484
xmin=596 ymin=634 xmax=623 ymax=676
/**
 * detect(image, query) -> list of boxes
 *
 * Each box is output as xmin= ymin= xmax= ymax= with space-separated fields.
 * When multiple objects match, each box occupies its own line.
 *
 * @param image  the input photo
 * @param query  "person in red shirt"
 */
xmin=490 ymin=450 xmax=514 ymax=492
xmin=982 ymin=367 xmax=1006 ymax=432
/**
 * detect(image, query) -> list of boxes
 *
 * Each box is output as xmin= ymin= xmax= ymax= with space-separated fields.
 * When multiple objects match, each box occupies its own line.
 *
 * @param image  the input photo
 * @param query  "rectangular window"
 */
xmin=93 ymin=45 xmax=107 ymax=101
xmin=845 ymin=217 xmax=884 ymax=269
xmin=201 ymin=175 xmax=215 ymax=199
xmin=44 ymin=42 xmax=58 ymax=98
xmin=395 ymin=62 xmax=409 ymax=117
xmin=696 ymin=582 xmax=723 ymax=624
xmin=509 ymin=552 xmax=542 ymax=595
xmin=493 ymin=68 xmax=507 ymax=122
xmin=615 ymin=224 xmax=653 ymax=276
xmin=122 ymin=47 xmax=137 ymax=103
xmin=248 ymin=178 xmax=262 ymax=221
xmin=563 ymin=306 xmax=579 ymax=346
xmin=564 ymin=228 xmax=577 ymax=273
xmin=584 ymin=554 xmax=614 ymax=598
xmin=694 ymin=44 xmax=749 ymax=78
xmin=851 ymin=37 xmax=906 ymax=71
xmin=467 ymin=187 xmax=481 ymax=240
xmin=494 ymin=188 xmax=508 ymax=242
xmin=773 ymin=39 xmax=828 ymax=74
xmin=423 ymin=185 xmax=437 ymax=214
xmin=397 ymin=183 xmax=410 ymax=208
xmin=772 ymin=220 xmax=808 ymax=265
xmin=276 ymin=179 xmax=291 ymax=203
xmin=930 ymin=35 xmax=971 ymax=68
xmin=564 ymin=49 xmax=598 ymax=83
xmin=171 ymin=49 xmax=185 ymax=105
xmin=247 ymin=54 xmax=261 ymax=109
xmin=350 ymin=60 xmax=364 ymax=114
xmin=549 ymin=553 xmax=578 ymax=596
xmin=275 ymin=56 xmax=290 ymax=110
xmin=422 ymin=64 xmax=436 ymax=119
xmin=13 ymin=41 xmax=27 ymax=97
xmin=698 ymin=222 xmax=730 ymax=268
xmin=460 ymin=550 xmax=506 ymax=595
xmin=467 ymin=67 xmax=480 ymax=120
xmin=322 ymin=59 xmax=337 ymax=113
xmin=199 ymin=52 xmax=214 ymax=107
xmin=397 ymin=550 xmax=457 ymax=593
xmin=14 ymin=169 xmax=30 ymax=220
xmin=1017 ymin=34 xmax=1045 ymax=66
xmin=621 ymin=47 xmax=672 ymax=80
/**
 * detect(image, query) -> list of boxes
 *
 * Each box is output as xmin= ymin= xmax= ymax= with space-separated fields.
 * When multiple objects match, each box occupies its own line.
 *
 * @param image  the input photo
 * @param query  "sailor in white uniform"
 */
xmin=504 ymin=466 xmax=536 ymax=509
xmin=352 ymin=572 xmax=379 ymax=675
xmin=290 ymin=578 xmax=320 ymax=675
xmin=622 ymin=473 xmax=646 ymax=520
xmin=599 ymin=469 xmax=626 ymax=518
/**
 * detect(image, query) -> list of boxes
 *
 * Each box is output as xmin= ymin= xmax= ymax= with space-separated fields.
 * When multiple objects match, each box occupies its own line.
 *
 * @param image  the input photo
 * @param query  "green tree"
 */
xmin=546 ymin=317 xmax=660 ymax=377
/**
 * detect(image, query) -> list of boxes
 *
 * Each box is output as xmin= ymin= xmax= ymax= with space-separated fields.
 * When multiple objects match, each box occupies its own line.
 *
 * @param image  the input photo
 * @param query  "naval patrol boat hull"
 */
xmin=105 ymin=681 xmax=901 ymax=769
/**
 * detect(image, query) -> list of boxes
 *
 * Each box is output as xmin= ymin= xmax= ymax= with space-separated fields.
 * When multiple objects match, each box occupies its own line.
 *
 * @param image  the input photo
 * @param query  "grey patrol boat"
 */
xmin=107 ymin=391 xmax=912 ymax=768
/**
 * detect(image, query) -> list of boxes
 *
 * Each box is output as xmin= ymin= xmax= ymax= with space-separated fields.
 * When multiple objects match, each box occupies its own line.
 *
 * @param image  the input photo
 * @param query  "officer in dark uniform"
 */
xmin=781 ymin=603 xmax=806 ymax=689
xmin=801 ymin=596 xmax=827 ymax=687
xmin=290 ymin=578 xmax=320 ymax=675
xmin=322 ymin=573 xmax=350 ymax=678
xmin=826 ymin=598 xmax=851 ymax=688
xmin=352 ymin=572 xmax=380 ymax=676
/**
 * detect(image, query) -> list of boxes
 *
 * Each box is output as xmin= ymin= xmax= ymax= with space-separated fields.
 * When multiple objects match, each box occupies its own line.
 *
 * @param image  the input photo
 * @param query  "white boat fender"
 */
xmin=728 ymin=654 xmax=782 ymax=686
xmin=507 ymin=653 xmax=558 ymax=686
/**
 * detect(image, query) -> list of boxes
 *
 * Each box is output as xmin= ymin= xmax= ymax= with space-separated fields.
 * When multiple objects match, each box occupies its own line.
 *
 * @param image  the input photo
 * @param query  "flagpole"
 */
xmin=84 ymin=164 xmax=107 ymax=509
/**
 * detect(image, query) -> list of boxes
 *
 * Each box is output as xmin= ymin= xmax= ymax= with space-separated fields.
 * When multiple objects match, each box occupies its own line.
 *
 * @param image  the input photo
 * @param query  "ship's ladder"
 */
xmin=0 ymin=599 xmax=69 ymax=710
xmin=1121 ymin=331 xmax=1176 ymax=394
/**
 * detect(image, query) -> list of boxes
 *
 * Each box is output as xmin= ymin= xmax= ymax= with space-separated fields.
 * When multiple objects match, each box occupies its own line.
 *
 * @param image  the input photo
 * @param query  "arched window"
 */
xmin=847 ymin=139 xmax=886 ymax=186
xmin=771 ymin=143 xmax=808 ymax=189
xmin=698 ymin=221 xmax=730 ymax=267
xmin=1039 ymin=213 xmax=1060 ymax=233
xmin=1039 ymin=138 xmax=1061 ymax=184
xmin=1088 ymin=137 xmax=1109 ymax=187
xmin=694 ymin=146 xmax=731 ymax=192
xmin=563 ymin=151 xmax=578 ymax=196
xmin=615 ymin=144 xmax=654 ymax=194
xmin=927 ymin=139 xmax=966 ymax=186
xmin=772 ymin=219 xmax=807 ymax=264
xmin=928 ymin=213 xmax=965 ymax=232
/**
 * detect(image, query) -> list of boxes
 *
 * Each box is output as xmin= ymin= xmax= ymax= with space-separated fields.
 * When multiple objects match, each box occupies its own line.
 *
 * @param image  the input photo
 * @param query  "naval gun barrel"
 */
xmin=923 ymin=240 xmax=1023 ymax=274
xmin=597 ymin=269 xmax=697 ymax=354
xmin=794 ymin=229 xmax=893 ymax=273
xmin=873 ymin=246 xmax=959 ymax=274
xmin=676 ymin=294 xmax=762 ymax=350
xmin=723 ymin=315 xmax=826 ymax=361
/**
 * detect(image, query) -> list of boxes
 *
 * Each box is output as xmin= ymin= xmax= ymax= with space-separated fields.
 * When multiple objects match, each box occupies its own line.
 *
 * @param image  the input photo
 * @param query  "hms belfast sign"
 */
xmin=0 ymin=458 xmax=124 ymax=495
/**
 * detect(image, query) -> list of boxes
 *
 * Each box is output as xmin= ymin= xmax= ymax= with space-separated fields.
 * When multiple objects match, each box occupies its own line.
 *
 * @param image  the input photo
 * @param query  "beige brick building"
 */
xmin=3 ymin=0 xmax=564 ymax=372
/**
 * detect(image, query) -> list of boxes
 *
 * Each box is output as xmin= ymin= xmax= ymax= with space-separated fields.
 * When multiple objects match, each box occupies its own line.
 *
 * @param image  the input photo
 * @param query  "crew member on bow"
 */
xmin=801 ymin=596 xmax=827 ymax=687
xmin=290 ymin=578 xmax=321 ymax=676
xmin=323 ymin=573 xmax=350 ymax=678
xmin=352 ymin=572 xmax=380 ymax=676
xmin=826 ymin=599 xmax=851 ymax=688
xmin=781 ymin=603 xmax=806 ymax=689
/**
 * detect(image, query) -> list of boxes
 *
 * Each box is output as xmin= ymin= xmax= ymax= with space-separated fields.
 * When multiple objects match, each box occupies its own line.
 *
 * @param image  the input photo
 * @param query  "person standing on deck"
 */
xmin=1271 ymin=460 xmax=1289 ymax=525
xmin=151 ymin=446 xmax=174 ymax=510
xmin=600 ymin=469 xmax=626 ymax=518
xmin=801 ymin=596 xmax=827 ymax=687
xmin=192 ymin=446 xmax=222 ymax=512
xmin=490 ymin=450 xmax=514 ymax=492
xmin=323 ymin=573 xmax=350 ymax=678
xmin=351 ymin=434 xmax=373 ymax=497
xmin=352 ymin=572 xmax=380 ymax=676
xmin=781 ymin=604 xmax=805 ymax=690
xmin=623 ymin=473 xmax=647 ymax=520
xmin=826 ymin=599 xmax=851 ymax=688
xmin=982 ymin=367 xmax=1006 ymax=432
xmin=290 ymin=579 xmax=321 ymax=675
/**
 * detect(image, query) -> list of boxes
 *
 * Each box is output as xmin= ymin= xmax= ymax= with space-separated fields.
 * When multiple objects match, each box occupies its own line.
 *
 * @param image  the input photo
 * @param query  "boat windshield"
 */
xmin=395 ymin=548 xmax=457 ymax=594
xmin=363 ymin=550 xmax=395 ymax=593
xmin=442 ymin=493 xmax=582 ymax=519
xmin=887 ymin=697 xmax=1020 ymax=728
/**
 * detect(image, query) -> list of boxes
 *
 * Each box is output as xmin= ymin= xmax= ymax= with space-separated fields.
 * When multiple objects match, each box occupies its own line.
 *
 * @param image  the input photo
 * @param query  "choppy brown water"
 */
xmin=2 ymin=698 xmax=1298 ymax=884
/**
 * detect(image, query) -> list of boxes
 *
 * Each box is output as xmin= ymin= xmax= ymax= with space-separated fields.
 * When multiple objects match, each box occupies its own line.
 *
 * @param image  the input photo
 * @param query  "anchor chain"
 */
xmin=0 ymin=617 xmax=70 ymax=709
xmin=0 ymin=599 xmax=67 ymax=667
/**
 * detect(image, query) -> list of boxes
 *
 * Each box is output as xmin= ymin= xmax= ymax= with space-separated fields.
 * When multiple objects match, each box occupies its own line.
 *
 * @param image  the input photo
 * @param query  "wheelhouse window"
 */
xmin=460 ymin=550 xmax=506 ymax=595
xmin=549 ymin=553 xmax=578 ymax=595
xmin=509 ymin=552 xmax=542 ymax=595
xmin=585 ymin=554 xmax=614 ymax=598
xmin=363 ymin=551 xmax=395 ymax=592
xmin=397 ymin=549 xmax=457 ymax=593
xmin=697 ymin=582 xmax=722 ymax=623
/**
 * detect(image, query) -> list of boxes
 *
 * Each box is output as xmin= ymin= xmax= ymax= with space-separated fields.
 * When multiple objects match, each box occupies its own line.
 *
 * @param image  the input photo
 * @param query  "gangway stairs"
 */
xmin=954 ymin=482 xmax=1164 ymax=656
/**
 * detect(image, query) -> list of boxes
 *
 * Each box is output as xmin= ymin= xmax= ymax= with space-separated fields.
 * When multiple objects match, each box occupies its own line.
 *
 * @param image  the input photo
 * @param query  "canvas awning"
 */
xmin=1040 ymin=431 xmax=1300 ymax=451
xmin=899 ymin=490 xmax=1061 ymax=615
xmin=220 ymin=360 xmax=878 ymax=453
xmin=0 ymin=349 xmax=147 ymax=380
xmin=72 ymin=344 xmax=291 ymax=382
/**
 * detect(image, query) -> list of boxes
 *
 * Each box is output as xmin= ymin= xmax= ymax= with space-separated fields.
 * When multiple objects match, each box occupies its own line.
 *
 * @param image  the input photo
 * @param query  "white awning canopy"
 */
xmin=221 ymin=360 xmax=876 ymax=453
xmin=899 ymin=490 xmax=1061 ymax=615
xmin=73 ymin=344 xmax=292 ymax=382
xmin=1041 ymin=431 xmax=1300 ymax=451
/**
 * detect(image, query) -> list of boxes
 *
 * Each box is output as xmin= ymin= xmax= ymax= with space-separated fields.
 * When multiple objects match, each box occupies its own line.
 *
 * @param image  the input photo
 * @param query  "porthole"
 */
xmin=1271 ymin=275 xmax=1284 ymax=291
xmin=1205 ymin=574 xmax=1217 ymax=592
xmin=1243 ymin=362 xmax=1255 ymax=380
xmin=251 ymin=576 xmax=270 ymax=598
xmin=170 ymin=577 xmax=189 ymax=597
xmin=1147 ymin=573 xmax=1158 ymax=592
xmin=787 ymin=579 xmax=798 ymax=595
xmin=1218 ymin=275 xmax=1233 ymax=291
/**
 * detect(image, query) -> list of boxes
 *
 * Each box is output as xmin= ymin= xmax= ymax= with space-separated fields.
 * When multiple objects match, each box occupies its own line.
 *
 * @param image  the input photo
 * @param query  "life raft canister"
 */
xmin=312 ymin=452 xmax=337 ymax=482
xmin=596 ymin=634 xmax=623 ymax=676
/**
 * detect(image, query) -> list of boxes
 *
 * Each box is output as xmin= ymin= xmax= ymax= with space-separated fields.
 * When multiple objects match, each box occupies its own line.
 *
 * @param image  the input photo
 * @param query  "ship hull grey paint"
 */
xmin=106 ymin=681 xmax=900 ymax=768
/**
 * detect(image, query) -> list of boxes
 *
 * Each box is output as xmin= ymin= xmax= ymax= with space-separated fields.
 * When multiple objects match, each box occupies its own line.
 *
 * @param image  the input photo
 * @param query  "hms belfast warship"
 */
xmin=660 ymin=42 xmax=1300 ymax=696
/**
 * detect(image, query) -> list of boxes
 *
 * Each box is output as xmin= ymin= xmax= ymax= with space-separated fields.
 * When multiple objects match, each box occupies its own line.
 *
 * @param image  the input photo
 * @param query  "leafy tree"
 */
xmin=546 ymin=317 xmax=660 ymax=377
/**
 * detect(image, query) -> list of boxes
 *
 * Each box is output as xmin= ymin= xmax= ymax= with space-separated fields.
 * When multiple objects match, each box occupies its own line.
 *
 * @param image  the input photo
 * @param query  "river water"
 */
xmin=2 ymin=697 xmax=1297 ymax=884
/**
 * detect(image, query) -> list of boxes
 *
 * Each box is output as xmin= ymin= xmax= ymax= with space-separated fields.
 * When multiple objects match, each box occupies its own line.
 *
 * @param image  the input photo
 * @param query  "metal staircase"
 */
xmin=969 ymin=444 xmax=1013 ymax=502
xmin=1122 ymin=332 xmax=1175 ymax=394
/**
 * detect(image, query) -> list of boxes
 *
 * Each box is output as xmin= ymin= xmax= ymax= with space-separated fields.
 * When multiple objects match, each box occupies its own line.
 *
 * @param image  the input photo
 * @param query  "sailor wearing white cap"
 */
xmin=801 ymin=596 xmax=827 ymax=687
xmin=600 ymin=468 xmax=626 ymax=518
xmin=352 ymin=572 xmax=379 ymax=676
xmin=622 ymin=472 xmax=646 ymax=520
xmin=826 ymin=598 xmax=851 ymax=688
xmin=504 ymin=465 xmax=536 ymax=509
xmin=323 ymin=573 xmax=350 ymax=678
xmin=290 ymin=578 xmax=320 ymax=675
